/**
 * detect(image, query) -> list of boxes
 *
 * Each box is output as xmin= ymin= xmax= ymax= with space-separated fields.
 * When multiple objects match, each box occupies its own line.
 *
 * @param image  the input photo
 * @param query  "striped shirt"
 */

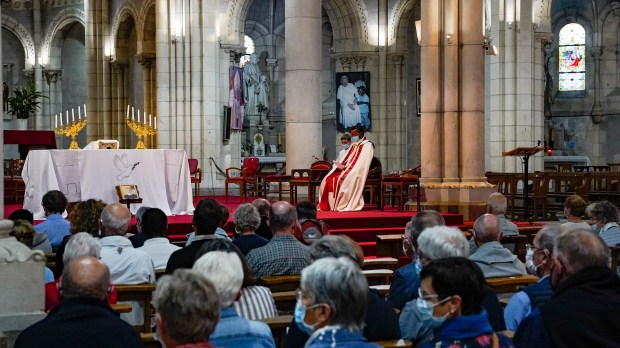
xmin=600 ymin=223 xmax=620 ymax=247
xmin=233 ymin=286 xmax=278 ymax=320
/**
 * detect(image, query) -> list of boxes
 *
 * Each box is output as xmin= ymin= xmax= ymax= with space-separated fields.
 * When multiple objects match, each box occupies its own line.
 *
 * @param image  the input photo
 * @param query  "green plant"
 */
xmin=7 ymin=81 xmax=47 ymax=119
xmin=242 ymin=141 xmax=254 ymax=153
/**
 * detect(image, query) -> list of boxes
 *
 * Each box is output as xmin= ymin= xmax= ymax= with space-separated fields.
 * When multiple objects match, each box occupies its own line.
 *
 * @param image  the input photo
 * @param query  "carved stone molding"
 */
xmin=265 ymin=58 xmax=278 ymax=72
xmin=353 ymin=56 xmax=367 ymax=70
xmin=590 ymin=46 xmax=603 ymax=58
xmin=534 ymin=32 xmax=554 ymax=45
xmin=41 ymin=8 xmax=86 ymax=65
xmin=1 ymin=14 xmax=36 ymax=67
xmin=111 ymin=63 xmax=128 ymax=75
xmin=389 ymin=54 xmax=405 ymax=66
xmin=136 ymin=55 xmax=155 ymax=69
xmin=43 ymin=70 xmax=61 ymax=85
xmin=23 ymin=69 xmax=34 ymax=81
xmin=339 ymin=56 xmax=353 ymax=70
xmin=220 ymin=43 xmax=245 ymax=64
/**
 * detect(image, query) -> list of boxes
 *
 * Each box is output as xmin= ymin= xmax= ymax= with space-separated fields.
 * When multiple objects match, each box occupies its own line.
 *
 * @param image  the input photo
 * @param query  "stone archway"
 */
xmin=41 ymin=8 xmax=86 ymax=68
xmin=1 ymin=14 xmax=36 ymax=69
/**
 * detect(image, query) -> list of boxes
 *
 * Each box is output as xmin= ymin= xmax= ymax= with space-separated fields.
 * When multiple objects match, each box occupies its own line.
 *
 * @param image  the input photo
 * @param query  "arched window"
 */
xmin=239 ymin=35 xmax=255 ymax=67
xmin=558 ymin=23 xmax=586 ymax=91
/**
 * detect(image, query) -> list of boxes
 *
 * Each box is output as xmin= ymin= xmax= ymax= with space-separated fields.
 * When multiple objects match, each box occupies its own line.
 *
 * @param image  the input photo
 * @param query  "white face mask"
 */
xmin=525 ymin=249 xmax=540 ymax=275
xmin=351 ymin=136 xmax=360 ymax=143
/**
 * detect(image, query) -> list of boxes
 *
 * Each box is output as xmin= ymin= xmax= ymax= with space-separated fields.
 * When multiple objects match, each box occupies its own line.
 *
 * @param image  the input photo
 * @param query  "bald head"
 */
xmin=269 ymin=201 xmax=298 ymax=234
xmin=100 ymin=203 xmax=131 ymax=237
xmin=60 ymin=256 xmax=110 ymax=301
xmin=473 ymin=213 xmax=501 ymax=244
xmin=555 ymin=229 xmax=610 ymax=275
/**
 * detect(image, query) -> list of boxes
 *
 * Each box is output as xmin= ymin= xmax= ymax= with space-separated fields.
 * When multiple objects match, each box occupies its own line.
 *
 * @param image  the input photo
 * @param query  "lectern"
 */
xmin=502 ymin=147 xmax=543 ymax=222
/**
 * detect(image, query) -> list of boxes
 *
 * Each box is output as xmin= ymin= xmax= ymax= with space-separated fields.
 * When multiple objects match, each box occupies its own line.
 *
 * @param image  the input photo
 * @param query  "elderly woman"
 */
xmin=11 ymin=220 xmax=55 ymax=283
xmin=297 ymin=256 xmax=380 ymax=347
xmin=400 ymin=226 xmax=505 ymax=345
xmin=587 ymin=200 xmax=620 ymax=246
xmin=232 ymin=203 xmax=269 ymax=255
xmin=45 ymin=232 xmax=118 ymax=311
xmin=418 ymin=257 xmax=514 ymax=348
xmin=561 ymin=195 xmax=589 ymax=231
xmin=196 ymin=239 xmax=277 ymax=320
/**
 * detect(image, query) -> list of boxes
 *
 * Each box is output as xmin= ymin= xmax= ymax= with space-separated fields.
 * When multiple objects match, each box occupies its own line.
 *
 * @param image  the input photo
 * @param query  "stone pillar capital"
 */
xmin=353 ymin=55 xmax=367 ymax=70
xmin=136 ymin=54 xmax=155 ymax=69
xmin=389 ymin=54 xmax=405 ymax=66
xmin=23 ymin=69 xmax=35 ymax=81
xmin=339 ymin=56 xmax=352 ymax=70
xmin=534 ymin=32 xmax=554 ymax=45
xmin=43 ymin=70 xmax=61 ymax=84
xmin=266 ymin=58 xmax=278 ymax=71
xmin=590 ymin=46 xmax=603 ymax=57
xmin=110 ymin=63 xmax=128 ymax=75
xmin=220 ymin=43 xmax=245 ymax=64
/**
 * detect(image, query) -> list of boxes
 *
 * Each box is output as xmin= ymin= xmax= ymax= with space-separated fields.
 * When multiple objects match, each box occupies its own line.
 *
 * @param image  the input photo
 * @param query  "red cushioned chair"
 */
xmin=188 ymin=158 xmax=202 ymax=197
xmin=289 ymin=161 xmax=332 ymax=204
xmin=225 ymin=157 xmax=260 ymax=203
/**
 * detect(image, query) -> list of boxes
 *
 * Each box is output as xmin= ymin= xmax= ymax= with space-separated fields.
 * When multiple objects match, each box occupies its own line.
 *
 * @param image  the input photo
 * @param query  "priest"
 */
xmin=319 ymin=124 xmax=374 ymax=211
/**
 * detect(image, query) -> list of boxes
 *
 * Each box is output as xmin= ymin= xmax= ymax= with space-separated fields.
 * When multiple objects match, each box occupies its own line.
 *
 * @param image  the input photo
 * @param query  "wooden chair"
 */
xmin=225 ymin=157 xmax=260 ymax=203
xmin=258 ymin=275 xmax=300 ymax=292
xmin=372 ymin=339 xmax=413 ymax=348
xmin=115 ymin=283 xmax=156 ymax=334
xmin=188 ymin=158 xmax=202 ymax=197
xmin=364 ymin=157 xmax=383 ymax=209
xmin=486 ymin=275 xmax=539 ymax=294
xmin=289 ymin=161 xmax=331 ymax=204
xmin=4 ymin=159 xmax=25 ymax=204
xmin=263 ymin=174 xmax=291 ymax=201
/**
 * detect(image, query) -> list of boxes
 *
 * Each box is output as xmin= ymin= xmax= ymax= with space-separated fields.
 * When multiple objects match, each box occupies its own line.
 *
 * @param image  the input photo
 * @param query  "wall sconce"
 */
xmin=446 ymin=34 xmax=453 ymax=45
xmin=415 ymin=20 xmax=422 ymax=45
xmin=483 ymin=36 xmax=499 ymax=56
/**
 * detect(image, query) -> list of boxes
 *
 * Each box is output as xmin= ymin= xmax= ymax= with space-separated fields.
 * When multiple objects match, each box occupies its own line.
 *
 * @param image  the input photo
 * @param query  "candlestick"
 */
xmin=60 ymin=114 xmax=63 ymax=126
xmin=277 ymin=132 xmax=282 ymax=146
xmin=72 ymin=109 xmax=75 ymax=122
xmin=78 ymin=106 xmax=81 ymax=119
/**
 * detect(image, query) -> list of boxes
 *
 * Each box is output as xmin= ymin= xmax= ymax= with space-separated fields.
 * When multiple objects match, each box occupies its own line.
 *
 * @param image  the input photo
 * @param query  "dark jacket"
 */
xmin=15 ymin=297 xmax=141 ymax=348
xmin=165 ymin=238 xmax=212 ymax=274
xmin=282 ymin=288 xmax=400 ymax=348
xmin=514 ymin=267 xmax=620 ymax=348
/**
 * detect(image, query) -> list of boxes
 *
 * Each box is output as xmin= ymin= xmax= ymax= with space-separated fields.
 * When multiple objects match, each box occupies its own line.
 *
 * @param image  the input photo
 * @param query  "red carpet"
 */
xmin=5 ymin=195 xmax=464 ymax=257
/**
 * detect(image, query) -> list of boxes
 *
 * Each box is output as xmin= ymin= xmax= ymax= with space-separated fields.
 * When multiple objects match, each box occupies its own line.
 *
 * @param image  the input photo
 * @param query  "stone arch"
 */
xmin=41 ymin=8 xmax=85 ymax=68
xmin=110 ymin=1 xmax=141 ymax=59
xmin=391 ymin=0 xmax=419 ymax=51
xmin=1 ymin=14 xmax=36 ymax=68
xmin=138 ymin=0 xmax=156 ymax=54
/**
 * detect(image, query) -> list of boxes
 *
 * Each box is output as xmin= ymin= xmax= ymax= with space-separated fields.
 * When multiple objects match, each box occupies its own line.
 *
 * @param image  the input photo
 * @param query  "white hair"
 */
xmin=192 ymin=251 xmax=243 ymax=307
xmin=417 ymin=226 xmax=469 ymax=260
xmin=64 ymin=232 xmax=101 ymax=263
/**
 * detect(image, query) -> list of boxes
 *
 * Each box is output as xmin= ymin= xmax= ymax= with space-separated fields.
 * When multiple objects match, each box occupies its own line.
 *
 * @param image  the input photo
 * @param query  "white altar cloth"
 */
xmin=22 ymin=149 xmax=195 ymax=218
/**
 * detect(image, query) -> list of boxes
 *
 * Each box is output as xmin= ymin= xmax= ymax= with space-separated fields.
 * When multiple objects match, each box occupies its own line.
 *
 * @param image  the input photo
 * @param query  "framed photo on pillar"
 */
xmin=229 ymin=67 xmax=244 ymax=130
xmin=416 ymin=78 xmax=421 ymax=117
xmin=336 ymin=71 xmax=370 ymax=132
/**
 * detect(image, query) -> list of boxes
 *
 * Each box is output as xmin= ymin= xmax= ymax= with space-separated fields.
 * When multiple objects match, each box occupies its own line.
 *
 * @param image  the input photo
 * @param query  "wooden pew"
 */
xmin=271 ymin=290 xmax=296 ymax=313
xmin=376 ymin=234 xmax=403 ymax=258
xmin=363 ymin=269 xmax=394 ymax=286
xmin=363 ymin=257 xmax=398 ymax=271
xmin=259 ymin=314 xmax=293 ymax=347
xmin=259 ymin=275 xmax=300 ymax=293
xmin=115 ymin=283 xmax=156 ymax=334
xmin=500 ymin=235 xmax=529 ymax=262
xmin=486 ymin=275 xmax=538 ymax=294
xmin=532 ymin=172 xmax=586 ymax=220
xmin=610 ymin=246 xmax=620 ymax=273
xmin=111 ymin=303 xmax=133 ymax=313
xmin=372 ymin=339 xmax=413 ymax=347
xmin=581 ymin=172 xmax=620 ymax=206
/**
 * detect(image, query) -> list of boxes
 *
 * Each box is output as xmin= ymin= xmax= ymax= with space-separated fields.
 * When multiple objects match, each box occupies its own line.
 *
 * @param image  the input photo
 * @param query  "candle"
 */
xmin=55 ymin=114 xmax=58 ymax=128
xmin=277 ymin=132 xmax=282 ymax=146
xmin=149 ymin=114 xmax=152 ymax=127
xmin=59 ymin=114 xmax=63 ymax=126
xmin=138 ymin=110 xmax=141 ymax=122
xmin=144 ymin=111 xmax=147 ymax=124
xmin=83 ymin=104 xmax=86 ymax=117
xmin=72 ymin=109 xmax=75 ymax=122
xmin=78 ymin=106 xmax=81 ymax=119
xmin=126 ymin=105 xmax=130 ymax=118
xmin=154 ymin=116 xmax=157 ymax=130
xmin=66 ymin=111 xmax=69 ymax=124
xmin=132 ymin=107 xmax=135 ymax=120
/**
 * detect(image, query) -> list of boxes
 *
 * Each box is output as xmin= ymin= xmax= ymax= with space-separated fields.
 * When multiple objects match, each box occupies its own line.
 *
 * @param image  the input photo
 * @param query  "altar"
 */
xmin=22 ymin=149 xmax=195 ymax=218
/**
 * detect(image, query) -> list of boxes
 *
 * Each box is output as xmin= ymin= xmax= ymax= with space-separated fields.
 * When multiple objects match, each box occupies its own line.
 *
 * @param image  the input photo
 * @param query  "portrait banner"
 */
xmin=336 ymin=71 xmax=371 ymax=132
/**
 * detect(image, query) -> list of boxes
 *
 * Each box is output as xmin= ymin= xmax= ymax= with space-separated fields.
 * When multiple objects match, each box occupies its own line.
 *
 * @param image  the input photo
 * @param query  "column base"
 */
xmin=414 ymin=184 xmax=496 ymax=221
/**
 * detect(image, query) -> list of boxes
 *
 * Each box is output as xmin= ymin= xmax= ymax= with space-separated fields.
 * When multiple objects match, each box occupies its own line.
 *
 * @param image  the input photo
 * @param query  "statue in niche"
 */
xmin=257 ymin=75 xmax=270 ymax=115
xmin=243 ymin=53 xmax=263 ymax=116
xmin=544 ymin=43 xmax=555 ymax=116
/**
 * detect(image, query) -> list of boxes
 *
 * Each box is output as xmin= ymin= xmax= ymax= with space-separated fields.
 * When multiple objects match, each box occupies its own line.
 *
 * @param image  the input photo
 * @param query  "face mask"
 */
xmin=342 ymin=144 xmax=350 ymax=150
xmin=351 ymin=136 xmax=360 ymax=143
xmin=294 ymin=300 xmax=319 ymax=335
xmin=525 ymin=249 xmax=540 ymax=276
xmin=416 ymin=295 xmax=452 ymax=329
xmin=591 ymin=224 xmax=601 ymax=234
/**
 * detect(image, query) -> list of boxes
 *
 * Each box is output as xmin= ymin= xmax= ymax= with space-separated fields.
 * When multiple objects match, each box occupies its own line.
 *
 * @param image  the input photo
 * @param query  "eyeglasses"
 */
xmin=296 ymin=289 xmax=325 ymax=311
xmin=417 ymin=288 xmax=452 ymax=308
xmin=526 ymin=244 xmax=543 ymax=253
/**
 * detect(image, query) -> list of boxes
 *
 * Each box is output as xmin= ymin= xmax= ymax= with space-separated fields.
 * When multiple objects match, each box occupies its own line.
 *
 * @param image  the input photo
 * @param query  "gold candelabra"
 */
xmin=54 ymin=117 xmax=88 ymax=150
xmin=125 ymin=117 xmax=157 ymax=149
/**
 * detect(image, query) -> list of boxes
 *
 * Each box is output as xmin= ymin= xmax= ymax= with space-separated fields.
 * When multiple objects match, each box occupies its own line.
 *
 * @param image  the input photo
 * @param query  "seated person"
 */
xmin=469 ymin=214 xmax=526 ymax=278
xmin=186 ymin=203 xmax=230 ymax=245
xmin=231 ymin=203 xmax=269 ymax=255
xmin=319 ymin=124 xmax=374 ymax=212
xmin=193 ymin=251 xmax=275 ymax=347
xmin=246 ymin=201 xmax=310 ymax=277
xmin=11 ymin=220 xmax=55 ymax=283
xmin=137 ymin=208 xmax=181 ymax=270
xmin=9 ymin=209 xmax=51 ymax=253
xmin=283 ymin=235 xmax=400 ymax=347
xmin=45 ymin=232 xmax=118 ymax=312
xmin=504 ymin=225 xmax=561 ymax=331
xmin=471 ymin=193 xmax=519 ymax=254
xmin=399 ymin=226 xmax=505 ymax=345
xmin=296 ymin=257 xmax=380 ymax=347
xmin=418 ymin=257 xmax=514 ymax=348
xmin=252 ymin=198 xmax=273 ymax=240
xmin=387 ymin=210 xmax=445 ymax=310
xmin=127 ymin=206 xmax=150 ymax=248
xmin=588 ymin=200 xmax=620 ymax=246
xmin=295 ymin=201 xmax=329 ymax=244
xmin=34 ymin=190 xmax=71 ymax=247
xmin=561 ymin=195 xmax=589 ymax=231
xmin=196 ymin=239 xmax=277 ymax=320
xmin=153 ymin=270 xmax=221 ymax=348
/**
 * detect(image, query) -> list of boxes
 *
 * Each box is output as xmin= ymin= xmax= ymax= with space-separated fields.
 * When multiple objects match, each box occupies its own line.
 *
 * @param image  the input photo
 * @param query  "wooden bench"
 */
xmin=363 ymin=257 xmax=398 ymax=271
xmin=372 ymin=339 xmax=413 ymax=347
xmin=259 ymin=314 xmax=293 ymax=347
xmin=376 ymin=234 xmax=403 ymax=258
xmin=259 ymin=275 xmax=300 ymax=293
xmin=370 ymin=284 xmax=390 ymax=297
xmin=111 ymin=303 xmax=133 ymax=313
xmin=271 ymin=290 xmax=296 ymax=313
xmin=363 ymin=269 xmax=394 ymax=286
xmin=500 ymin=234 xmax=529 ymax=262
xmin=486 ymin=275 xmax=538 ymax=294
xmin=115 ymin=283 xmax=156 ymax=334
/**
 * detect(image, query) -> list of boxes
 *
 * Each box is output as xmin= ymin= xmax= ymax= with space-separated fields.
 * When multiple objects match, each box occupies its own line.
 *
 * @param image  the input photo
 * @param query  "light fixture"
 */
xmin=483 ymin=36 xmax=499 ymax=56
xmin=446 ymin=34 xmax=453 ymax=45
xmin=415 ymin=20 xmax=422 ymax=45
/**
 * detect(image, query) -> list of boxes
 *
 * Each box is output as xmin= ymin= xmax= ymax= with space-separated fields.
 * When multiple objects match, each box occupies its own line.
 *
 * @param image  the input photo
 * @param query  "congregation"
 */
xmin=8 ymin=189 xmax=620 ymax=348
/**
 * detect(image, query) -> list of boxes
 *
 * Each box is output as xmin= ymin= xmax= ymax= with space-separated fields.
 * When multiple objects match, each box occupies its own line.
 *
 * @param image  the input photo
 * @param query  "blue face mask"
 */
xmin=342 ymin=143 xmax=350 ymax=151
xmin=416 ymin=294 xmax=452 ymax=329
xmin=591 ymin=224 xmax=601 ymax=234
xmin=294 ymin=300 xmax=319 ymax=335
xmin=351 ymin=136 xmax=360 ymax=143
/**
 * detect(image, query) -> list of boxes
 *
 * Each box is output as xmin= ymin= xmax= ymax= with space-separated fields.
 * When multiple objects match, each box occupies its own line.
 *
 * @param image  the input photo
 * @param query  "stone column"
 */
xmin=44 ymin=70 xmax=61 ymax=129
xmin=390 ymin=54 xmax=405 ymax=170
xmin=111 ymin=63 xmax=127 ymax=145
xmin=137 ymin=55 xmax=155 ymax=148
xmin=285 ymin=0 xmax=322 ymax=171
xmin=33 ymin=0 xmax=44 ymax=128
xmin=590 ymin=46 xmax=604 ymax=124
xmin=266 ymin=58 xmax=278 ymax=120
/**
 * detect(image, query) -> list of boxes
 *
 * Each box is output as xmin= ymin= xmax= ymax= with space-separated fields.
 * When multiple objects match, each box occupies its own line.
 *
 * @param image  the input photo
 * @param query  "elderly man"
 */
xmin=34 ymin=190 xmax=71 ymax=246
xmin=153 ymin=270 xmax=221 ymax=348
xmin=138 ymin=208 xmax=180 ymax=270
xmin=166 ymin=198 xmax=223 ymax=274
xmin=487 ymin=193 xmax=519 ymax=236
xmin=514 ymin=229 xmax=620 ymax=347
xmin=246 ymin=201 xmax=310 ymax=277
xmin=399 ymin=226 xmax=505 ymax=345
xmin=283 ymin=235 xmax=400 ymax=348
xmin=469 ymin=214 xmax=526 ymax=278
xmin=504 ymin=225 xmax=562 ymax=331
xmin=16 ymin=256 xmax=141 ymax=348
xmin=337 ymin=75 xmax=361 ymax=128
xmin=387 ymin=210 xmax=445 ymax=310
xmin=193 ymin=251 xmax=275 ymax=347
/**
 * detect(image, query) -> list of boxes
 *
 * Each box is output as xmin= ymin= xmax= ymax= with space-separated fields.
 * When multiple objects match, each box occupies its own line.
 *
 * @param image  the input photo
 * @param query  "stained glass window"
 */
xmin=558 ymin=23 xmax=586 ymax=91
xmin=239 ymin=35 xmax=255 ymax=67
